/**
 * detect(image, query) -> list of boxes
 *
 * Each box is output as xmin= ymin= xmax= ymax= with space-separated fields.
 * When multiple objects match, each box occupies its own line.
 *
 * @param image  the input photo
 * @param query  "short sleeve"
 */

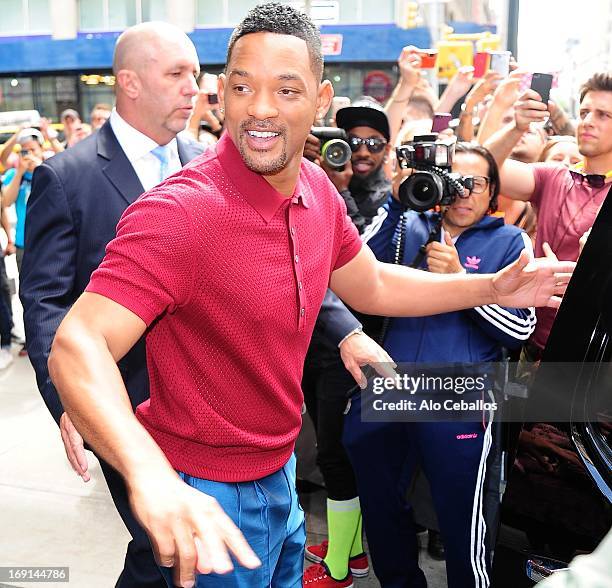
xmin=86 ymin=191 xmax=193 ymax=326
xmin=531 ymin=163 xmax=566 ymax=209
xmin=331 ymin=191 xmax=362 ymax=270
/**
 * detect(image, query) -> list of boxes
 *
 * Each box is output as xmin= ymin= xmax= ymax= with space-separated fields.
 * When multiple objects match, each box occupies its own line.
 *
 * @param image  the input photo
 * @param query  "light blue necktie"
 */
xmin=151 ymin=144 xmax=171 ymax=182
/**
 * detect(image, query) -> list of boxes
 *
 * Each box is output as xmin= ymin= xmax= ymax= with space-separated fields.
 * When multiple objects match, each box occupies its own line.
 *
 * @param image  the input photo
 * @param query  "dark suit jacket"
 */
xmin=20 ymin=122 xmax=204 ymax=424
xmin=20 ymin=122 xmax=360 ymax=425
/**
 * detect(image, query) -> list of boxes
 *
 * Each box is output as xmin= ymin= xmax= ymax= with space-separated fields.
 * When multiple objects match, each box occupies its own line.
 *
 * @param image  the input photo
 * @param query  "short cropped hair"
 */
xmin=579 ymin=72 xmax=612 ymax=102
xmin=226 ymin=2 xmax=323 ymax=81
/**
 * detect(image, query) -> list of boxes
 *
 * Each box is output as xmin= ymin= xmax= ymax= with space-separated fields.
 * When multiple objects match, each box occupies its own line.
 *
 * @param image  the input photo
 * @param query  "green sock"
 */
xmin=349 ymin=512 xmax=364 ymax=558
xmin=323 ymin=497 xmax=362 ymax=580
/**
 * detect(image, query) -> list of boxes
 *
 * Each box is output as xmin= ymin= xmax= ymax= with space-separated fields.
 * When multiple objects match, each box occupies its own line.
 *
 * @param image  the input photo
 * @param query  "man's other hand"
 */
xmin=339 ymin=331 xmax=397 ymax=389
xmin=60 ymin=412 xmax=90 ymax=482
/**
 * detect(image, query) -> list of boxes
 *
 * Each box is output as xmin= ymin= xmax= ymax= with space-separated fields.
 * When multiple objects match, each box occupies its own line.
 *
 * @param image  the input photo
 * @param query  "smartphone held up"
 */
xmin=530 ymin=72 xmax=553 ymax=104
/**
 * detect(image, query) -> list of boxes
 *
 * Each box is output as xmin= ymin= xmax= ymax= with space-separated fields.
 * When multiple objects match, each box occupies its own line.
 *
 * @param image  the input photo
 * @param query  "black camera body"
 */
xmin=395 ymin=134 xmax=464 ymax=212
xmin=311 ymin=127 xmax=352 ymax=169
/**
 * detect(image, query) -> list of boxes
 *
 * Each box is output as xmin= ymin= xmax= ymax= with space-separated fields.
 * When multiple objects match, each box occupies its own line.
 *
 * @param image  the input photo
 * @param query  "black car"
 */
xmin=491 ymin=188 xmax=612 ymax=586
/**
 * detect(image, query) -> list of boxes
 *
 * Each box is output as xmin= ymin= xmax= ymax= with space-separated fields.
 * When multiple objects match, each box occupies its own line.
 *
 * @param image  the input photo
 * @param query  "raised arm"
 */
xmin=484 ymin=89 xmax=550 ymax=201
xmin=385 ymin=47 xmax=420 ymax=147
xmin=49 ymin=292 xmax=260 ymax=587
xmin=0 ymin=128 xmax=21 ymax=171
xmin=476 ymin=71 xmax=522 ymax=145
xmin=455 ymin=71 xmax=501 ymax=142
xmin=437 ymin=66 xmax=476 ymax=115
xmin=2 ymin=166 xmax=25 ymax=207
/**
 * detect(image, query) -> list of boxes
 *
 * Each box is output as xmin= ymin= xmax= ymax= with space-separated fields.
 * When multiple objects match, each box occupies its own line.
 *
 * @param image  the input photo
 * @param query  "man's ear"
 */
xmin=218 ymin=73 xmax=226 ymax=112
xmin=315 ymin=79 xmax=334 ymax=124
xmin=384 ymin=142 xmax=392 ymax=161
xmin=116 ymin=69 xmax=141 ymax=100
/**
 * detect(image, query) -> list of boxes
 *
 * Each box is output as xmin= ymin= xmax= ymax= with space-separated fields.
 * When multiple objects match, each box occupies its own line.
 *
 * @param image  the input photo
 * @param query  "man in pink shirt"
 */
xmin=47 ymin=4 xmax=574 ymax=588
xmin=486 ymin=71 xmax=612 ymax=357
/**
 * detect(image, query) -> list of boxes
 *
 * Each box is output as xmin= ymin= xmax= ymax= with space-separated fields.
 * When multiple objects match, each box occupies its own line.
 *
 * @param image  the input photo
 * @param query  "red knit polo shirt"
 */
xmin=86 ymin=133 xmax=362 ymax=482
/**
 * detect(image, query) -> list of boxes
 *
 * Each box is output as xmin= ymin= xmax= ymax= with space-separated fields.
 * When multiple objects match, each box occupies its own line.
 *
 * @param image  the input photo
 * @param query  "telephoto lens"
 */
xmin=398 ymin=172 xmax=446 ymax=212
xmin=321 ymin=139 xmax=352 ymax=168
xmin=311 ymin=127 xmax=352 ymax=169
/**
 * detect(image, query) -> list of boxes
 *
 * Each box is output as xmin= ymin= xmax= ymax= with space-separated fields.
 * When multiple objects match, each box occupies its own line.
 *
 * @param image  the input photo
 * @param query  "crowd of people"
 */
xmin=1 ymin=2 xmax=608 ymax=587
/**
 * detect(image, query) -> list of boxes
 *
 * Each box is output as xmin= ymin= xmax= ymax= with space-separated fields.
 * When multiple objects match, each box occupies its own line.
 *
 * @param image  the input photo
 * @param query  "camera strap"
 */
xmin=409 ymin=212 xmax=444 ymax=269
xmin=376 ymin=210 xmax=444 ymax=346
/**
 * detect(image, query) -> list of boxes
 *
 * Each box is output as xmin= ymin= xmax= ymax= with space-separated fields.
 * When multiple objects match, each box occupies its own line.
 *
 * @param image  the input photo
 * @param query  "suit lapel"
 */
xmin=97 ymin=122 xmax=145 ymax=206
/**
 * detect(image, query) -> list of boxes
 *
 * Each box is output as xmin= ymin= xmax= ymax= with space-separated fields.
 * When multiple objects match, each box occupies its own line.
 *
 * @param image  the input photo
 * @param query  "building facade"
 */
xmin=0 ymin=0 xmax=497 ymax=122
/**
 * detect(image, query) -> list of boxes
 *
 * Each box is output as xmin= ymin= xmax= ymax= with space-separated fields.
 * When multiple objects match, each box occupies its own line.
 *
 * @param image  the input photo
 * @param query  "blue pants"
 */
xmin=160 ymin=454 xmax=305 ymax=587
xmin=343 ymin=393 xmax=493 ymax=588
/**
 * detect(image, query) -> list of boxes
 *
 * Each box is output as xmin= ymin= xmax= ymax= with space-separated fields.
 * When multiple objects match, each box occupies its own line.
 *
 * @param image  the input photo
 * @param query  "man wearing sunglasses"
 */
xmin=314 ymin=97 xmax=392 ymax=235
xmin=485 ymin=71 xmax=612 ymax=360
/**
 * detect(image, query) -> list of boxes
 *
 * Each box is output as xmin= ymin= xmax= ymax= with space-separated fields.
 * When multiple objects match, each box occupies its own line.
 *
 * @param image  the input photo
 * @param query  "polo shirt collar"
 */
xmin=216 ymin=132 xmax=309 ymax=224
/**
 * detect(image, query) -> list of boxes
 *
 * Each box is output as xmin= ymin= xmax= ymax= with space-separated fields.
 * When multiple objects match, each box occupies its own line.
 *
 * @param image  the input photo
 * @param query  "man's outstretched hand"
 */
xmin=491 ymin=244 xmax=575 ymax=310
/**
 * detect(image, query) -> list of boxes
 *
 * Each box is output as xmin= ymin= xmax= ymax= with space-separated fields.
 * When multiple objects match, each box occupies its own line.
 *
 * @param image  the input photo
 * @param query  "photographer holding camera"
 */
xmin=305 ymin=97 xmax=391 ymax=234
xmin=343 ymin=140 xmax=536 ymax=588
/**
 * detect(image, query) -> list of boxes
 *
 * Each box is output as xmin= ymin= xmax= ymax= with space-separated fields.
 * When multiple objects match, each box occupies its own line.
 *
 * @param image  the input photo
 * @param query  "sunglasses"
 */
xmin=348 ymin=135 xmax=387 ymax=154
xmin=458 ymin=175 xmax=490 ymax=195
xmin=569 ymin=169 xmax=607 ymax=188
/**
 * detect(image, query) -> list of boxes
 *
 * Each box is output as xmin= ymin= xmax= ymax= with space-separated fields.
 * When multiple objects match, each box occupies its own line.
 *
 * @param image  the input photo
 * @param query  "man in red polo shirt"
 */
xmin=48 ymin=4 xmax=574 ymax=588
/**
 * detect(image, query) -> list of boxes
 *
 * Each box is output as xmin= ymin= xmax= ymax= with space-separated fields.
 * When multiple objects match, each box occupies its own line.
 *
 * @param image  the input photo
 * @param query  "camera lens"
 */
xmin=398 ymin=171 xmax=445 ymax=211
xmin=321 ymin=139 xmax=352 ymax=169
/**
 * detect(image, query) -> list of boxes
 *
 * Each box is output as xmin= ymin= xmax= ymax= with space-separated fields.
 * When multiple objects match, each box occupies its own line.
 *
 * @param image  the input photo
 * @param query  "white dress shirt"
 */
xmin=109 ymin=108 xmax=182 ymax=192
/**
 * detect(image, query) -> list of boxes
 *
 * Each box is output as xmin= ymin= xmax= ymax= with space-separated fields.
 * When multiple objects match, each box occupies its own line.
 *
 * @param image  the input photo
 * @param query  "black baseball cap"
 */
xmin=335 ymin=96 xmax=390 ymax=141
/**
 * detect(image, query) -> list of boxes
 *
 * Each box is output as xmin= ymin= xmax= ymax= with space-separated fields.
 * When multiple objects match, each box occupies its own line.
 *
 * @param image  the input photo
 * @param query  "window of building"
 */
xmin=0 ymin=0 xmax=51 ymax=35
xmin=196 ymin=0 xmax=225 ymax=26
xmin=323 ymin=63 xmax=396 ymax=104
xmin=78 ymin=0 xmax=165 ymax=31
xmin=108 ymin=0 xmax=137 ymax=30
xmin=195 ymin=0 xmax=395 ymax=27
xmin=141 ymin=0 xmax=166 ymax=21
xmin=0 ymin=78 xmax=34 ymax=111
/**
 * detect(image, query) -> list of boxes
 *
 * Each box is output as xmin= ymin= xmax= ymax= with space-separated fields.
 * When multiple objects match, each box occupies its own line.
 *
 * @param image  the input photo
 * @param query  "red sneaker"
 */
xmin=303 ymin=563 xmax=354 ymax=587
xmin=305 ymin=540 xmax=370 ymax=578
